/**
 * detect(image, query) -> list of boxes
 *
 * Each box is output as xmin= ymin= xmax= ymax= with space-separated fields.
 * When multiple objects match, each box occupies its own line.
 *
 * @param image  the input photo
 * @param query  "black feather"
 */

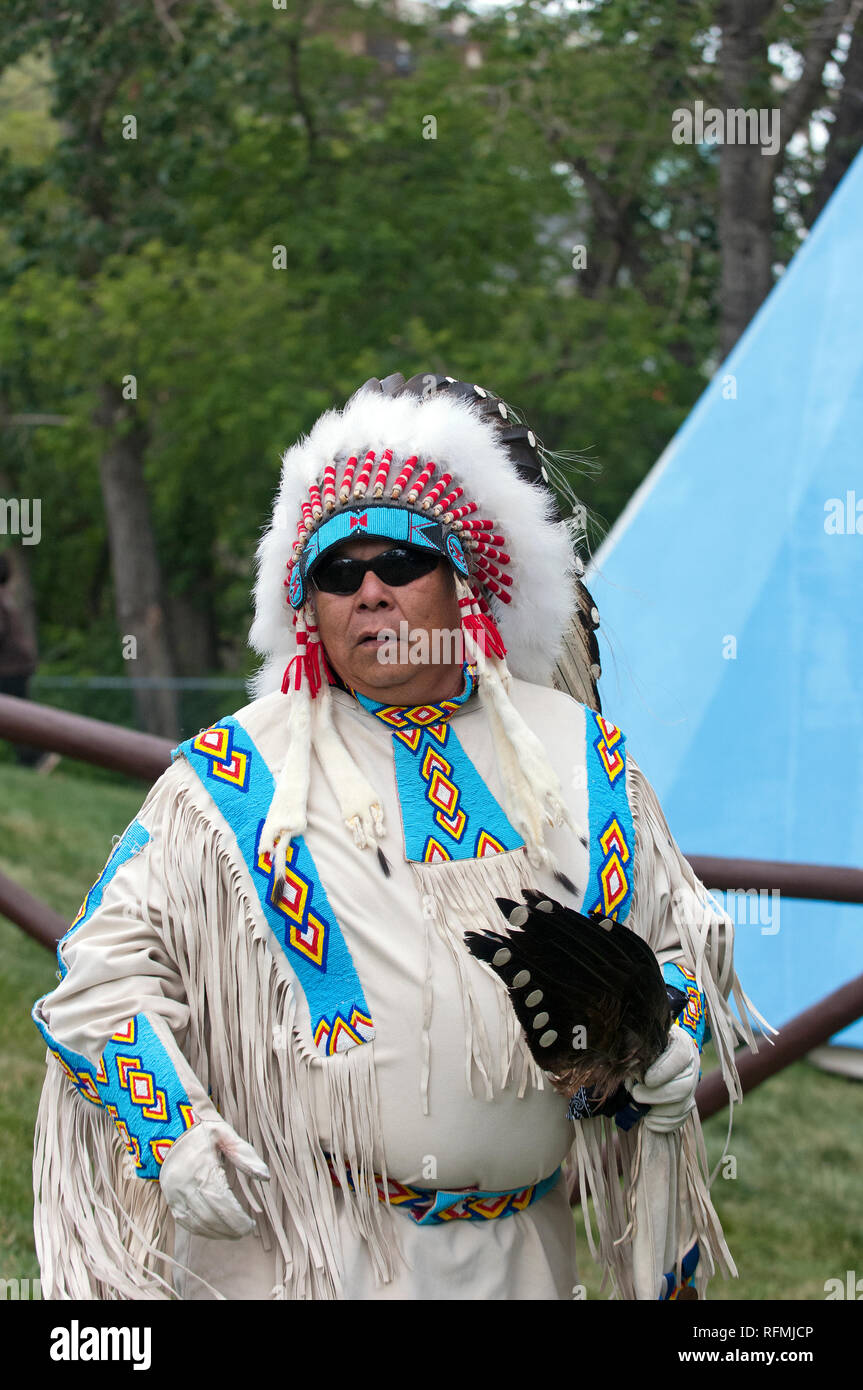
xmin=377 ymin=846 xmax=391 ymax=877
xmin=464 ymin=891 xmax=678 ymax=1103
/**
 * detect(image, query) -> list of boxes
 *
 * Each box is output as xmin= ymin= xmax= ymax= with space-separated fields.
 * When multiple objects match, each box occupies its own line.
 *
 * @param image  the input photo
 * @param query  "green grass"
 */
xmin=0 ymin=761 xmax=145 ymax=1283
xmin=2 ymin=760 xmax=860 ymax=1299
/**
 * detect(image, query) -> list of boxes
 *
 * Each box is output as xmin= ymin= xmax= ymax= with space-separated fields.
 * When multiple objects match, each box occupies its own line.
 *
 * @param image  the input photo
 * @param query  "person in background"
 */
xmin=0 ymin=551 xmax=57 ymax=771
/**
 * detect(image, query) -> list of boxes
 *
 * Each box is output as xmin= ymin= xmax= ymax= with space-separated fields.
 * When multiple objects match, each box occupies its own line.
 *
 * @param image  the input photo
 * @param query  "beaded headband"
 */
xmin=289 ymin=502 xmax=471 ymax=609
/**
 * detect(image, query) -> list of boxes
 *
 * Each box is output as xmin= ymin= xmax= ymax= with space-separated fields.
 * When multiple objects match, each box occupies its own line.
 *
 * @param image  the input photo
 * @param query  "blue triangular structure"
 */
xmin=587 ymin=149 xmax=863 ymax=1052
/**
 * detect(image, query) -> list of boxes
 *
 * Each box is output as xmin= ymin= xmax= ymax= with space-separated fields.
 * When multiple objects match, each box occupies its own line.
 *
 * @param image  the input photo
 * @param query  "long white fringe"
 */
xmin=411 ymin=850 xmax=548 ymax=1114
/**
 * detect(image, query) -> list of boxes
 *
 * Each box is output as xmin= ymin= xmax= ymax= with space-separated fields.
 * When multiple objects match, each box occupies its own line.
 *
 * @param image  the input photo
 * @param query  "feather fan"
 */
xmin=464 ymin=888 xmax=687 ymax=1109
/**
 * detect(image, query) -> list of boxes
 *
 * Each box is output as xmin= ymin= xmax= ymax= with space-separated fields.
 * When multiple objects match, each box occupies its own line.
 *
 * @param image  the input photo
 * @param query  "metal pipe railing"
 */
xmin=686 ymin=854 xmax=863 ymax=904
xmin=696 ymin=970 xmax=863 ymax=1119
xmin=0 ymin=870 xmax=67 ymax=954
xmin=0 ymin=693 xmax=172 ymax=780
xmin=3 ymin=694 xmax=862 ymax=905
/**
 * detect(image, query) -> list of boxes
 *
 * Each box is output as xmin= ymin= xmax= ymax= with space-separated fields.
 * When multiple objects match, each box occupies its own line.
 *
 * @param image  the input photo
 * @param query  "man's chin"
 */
xmin=353 ymin=651 xmax=422 ymax=687
xmin=345 ymin=643 xmax=457 ymax=694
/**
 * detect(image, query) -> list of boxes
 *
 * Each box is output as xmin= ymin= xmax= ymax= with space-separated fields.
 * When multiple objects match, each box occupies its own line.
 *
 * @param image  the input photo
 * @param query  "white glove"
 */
xmin=629 ymin=1027 xmax=700 ymax=1133
xmin=159 ymin=1118 xmax=270 ymax=1239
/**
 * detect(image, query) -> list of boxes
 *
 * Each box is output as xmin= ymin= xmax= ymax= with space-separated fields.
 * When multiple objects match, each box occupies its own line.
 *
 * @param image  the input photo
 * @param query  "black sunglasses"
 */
xmin=311 ymin=546 xmax=440 ymax=596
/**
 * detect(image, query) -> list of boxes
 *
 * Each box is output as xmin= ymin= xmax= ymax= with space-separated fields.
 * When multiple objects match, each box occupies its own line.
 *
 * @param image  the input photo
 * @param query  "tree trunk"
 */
xmin=43 ymin=41 xmax=182 ymax=738
xmin=808 ymin=14 xmax=863 ymax=224
xmin=718 ymin=1 xmax=777 ymax=358
xmin=94 ymin=383 xmax=180 ymax=738
xmin=0 ymin=466 xmax=39 ymax=668
xmin=165 ymin=589 xmax=218 ymax=676
xmin=718 ymin=0 xmax=855 ymax=355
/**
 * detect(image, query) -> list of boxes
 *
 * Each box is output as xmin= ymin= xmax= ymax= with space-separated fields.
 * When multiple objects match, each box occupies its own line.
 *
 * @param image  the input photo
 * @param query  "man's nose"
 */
xmin=355 ymin=569 xmax=394 ymax=607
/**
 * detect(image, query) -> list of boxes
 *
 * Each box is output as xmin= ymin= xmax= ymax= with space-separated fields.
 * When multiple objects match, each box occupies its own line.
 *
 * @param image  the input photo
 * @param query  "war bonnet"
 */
xmin=248 ymin=374 xmax=603 ymax=883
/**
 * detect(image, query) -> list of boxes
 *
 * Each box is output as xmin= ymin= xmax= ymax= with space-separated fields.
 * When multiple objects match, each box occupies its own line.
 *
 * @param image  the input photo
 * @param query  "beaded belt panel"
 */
xmin=325 ymin=1154 xmax=560 ymax=1226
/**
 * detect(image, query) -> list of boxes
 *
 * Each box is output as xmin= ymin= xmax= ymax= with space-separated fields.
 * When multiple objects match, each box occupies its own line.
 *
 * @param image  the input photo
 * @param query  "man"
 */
xmin=32 ymin=374 xmax=764 ymax=1300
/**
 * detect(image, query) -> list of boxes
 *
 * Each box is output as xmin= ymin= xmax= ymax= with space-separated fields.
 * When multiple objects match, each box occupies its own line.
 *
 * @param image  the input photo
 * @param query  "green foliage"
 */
xmin=0 ymin=0 xmax=854 ymax=694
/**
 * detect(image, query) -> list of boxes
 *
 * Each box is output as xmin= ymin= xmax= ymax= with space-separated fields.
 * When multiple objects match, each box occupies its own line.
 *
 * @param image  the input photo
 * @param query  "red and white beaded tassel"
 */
xmin=260 ymin=603 xmax=315 ymax=884
xmin=371 ymin=448 xmax=394 ymax=498
xmin=307 ymin=480 xmax=324 ymax=523
xmin=457 ymin=580 xmax=507 ymax=663
xmin=420 ymin=472 xmax=454 ymax=513
xmin=389 ymin=455 xmax=418 ymax=499
xmin=352 ymin=449 xmax=377 ymax=499
xmin=406 ymin=458 xmax=436 ymax=505
xmin=338 ymin=454 xmax=359 ymax=502
xmin=452 ymin=512 xmax=509 ymax=665
xmin=322 ymin=461 xmax=337 ymax=512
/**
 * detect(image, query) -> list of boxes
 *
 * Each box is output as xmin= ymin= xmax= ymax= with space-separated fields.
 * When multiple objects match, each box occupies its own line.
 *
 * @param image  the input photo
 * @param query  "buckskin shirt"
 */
xmin=32 ymin=669 xmax=761 ymax=1300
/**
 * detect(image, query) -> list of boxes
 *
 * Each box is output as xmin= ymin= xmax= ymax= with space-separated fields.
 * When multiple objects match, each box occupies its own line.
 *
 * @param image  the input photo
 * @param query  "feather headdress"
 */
xmin=248 ymin=373 xmax=604 ymax=880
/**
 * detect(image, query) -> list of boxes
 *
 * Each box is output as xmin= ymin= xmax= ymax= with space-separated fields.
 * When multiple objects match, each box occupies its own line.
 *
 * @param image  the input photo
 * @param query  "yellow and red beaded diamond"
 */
xmin=192 ymin=725 xmax=250 ymax=792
